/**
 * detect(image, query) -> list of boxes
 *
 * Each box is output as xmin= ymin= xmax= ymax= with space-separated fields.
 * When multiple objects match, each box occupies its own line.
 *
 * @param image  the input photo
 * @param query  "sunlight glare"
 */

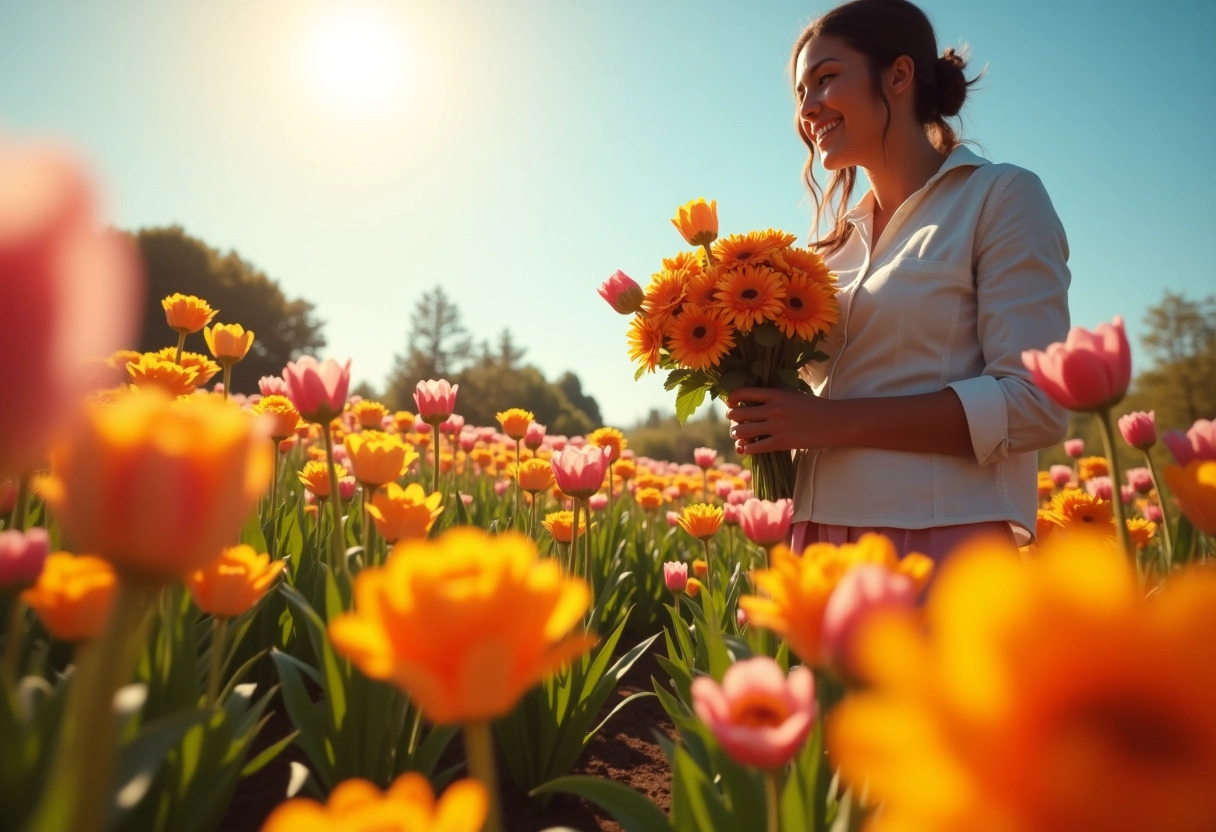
xmin=306 ymin=7 xmax=411 ymax=116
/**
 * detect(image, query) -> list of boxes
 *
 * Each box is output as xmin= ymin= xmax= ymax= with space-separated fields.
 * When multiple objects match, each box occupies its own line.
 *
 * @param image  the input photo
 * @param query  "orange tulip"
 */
xmin=126 ymin=354 xmax=200 ymax=398
xmin=253 ymin=395 xmax=302 ymax=441
xmin=329 ymin=527 xmax=596 ymax=723
xmin=671 ymin=198 xmax=718 ymax=247
xmin=21 ymin=552 xmax=116 ymax=641
xmin=541 ymin=510 xmax=586 ymax=544
xmin=496 ymin=408 xmax=534 ymax=441
xmin=516 ymin=458 xmax=555 ymax=494
xmin=352 ymin=400 xmax=389 ymax=430
xmin=344 ymin=431 xmax=416 ymax=488
xmin=40 ymin=390 xmax=271 ymax=581
xmin=367 ymin=483 xmax=444 ymax=544
xmin=162 ymin=293 xmax=217 ymax=335
xmin=298 ymin=459 xmax=345 ymax=498
xmin=186 ymin=545 xmax=285 ymax=618
xmin=261 ymin=773 xmax=486 ymax=832
xmin=203 ymin=322 xmax=254 ymax=364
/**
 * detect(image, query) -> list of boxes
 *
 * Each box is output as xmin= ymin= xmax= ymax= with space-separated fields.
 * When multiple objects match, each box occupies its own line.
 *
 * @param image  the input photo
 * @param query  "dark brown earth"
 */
xmin=221 ymin=646 xmax=675 ymax=832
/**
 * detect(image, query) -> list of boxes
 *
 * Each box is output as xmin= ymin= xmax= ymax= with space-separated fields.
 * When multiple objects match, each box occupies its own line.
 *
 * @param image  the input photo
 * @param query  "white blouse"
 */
xmin=793 ymin=145 xmax=1071 ymax=544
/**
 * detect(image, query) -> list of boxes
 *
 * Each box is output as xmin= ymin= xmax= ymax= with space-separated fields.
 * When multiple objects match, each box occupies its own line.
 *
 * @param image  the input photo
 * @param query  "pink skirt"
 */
xmin=789 ymin=520 xmax=1016 ymax=564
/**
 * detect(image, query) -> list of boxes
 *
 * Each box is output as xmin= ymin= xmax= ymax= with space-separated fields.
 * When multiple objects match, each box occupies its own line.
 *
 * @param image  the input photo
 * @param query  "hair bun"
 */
xmin=935 ymin=47 xmax=968 ymax=117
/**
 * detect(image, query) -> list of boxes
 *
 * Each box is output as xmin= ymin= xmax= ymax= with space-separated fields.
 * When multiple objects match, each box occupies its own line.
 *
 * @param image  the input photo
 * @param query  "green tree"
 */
xmin=453 ymin=363 xmax=597 ymax=437
xmin=384 ymin=287 xmax=473 ymax=409
xmin=130 ymin=226 xmax=325 ymax=392
xmin=626 ymin=409 xmax=743 ymax=466
xmin=555 ymin=371 xmax=603 ymax=427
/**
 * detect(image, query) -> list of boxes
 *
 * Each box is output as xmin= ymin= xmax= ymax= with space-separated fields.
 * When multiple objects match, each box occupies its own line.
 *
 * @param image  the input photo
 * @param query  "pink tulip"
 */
xmin=439 ymin=413 xmax=465 ymax=435
xmin=666 ymin=510 xmax=681 ymax=527
xmin=663 ymin=486 xmax=681 ymax=503
xmin=663 ymin=561 xmax=688 ymax=593
xmin=475 ymin=427 xmax=496 ymax=444
xmin=1118 ymin=410 xmax=1156 ymax=450
xmin=380 ymin=415 xmax=395 ymax=431
xmin=727 ymin=489 xmax=754 ymax=506
xmin=821 ymin=564 xmax=918 ymax=679
xmin=550 ymin=445 xmax=611 ymax=500
xmin=739 ymin=498 xmax=793 ymax=547
xmin=714 ymin=479 xmax=733 ymax=499
xmin=459 ymin=432 xmax=477 ymax=452
xmin=0 ymin=138 xmax=142 ymax=476
xmin=1119 ymin=484 xmax=1136 ymax=505
xmin=588 ymin=494 xmax=608 ymax=511
xmin=259 ymin=375 xmax=289 ymax=397
xmin=568 ymin=436 xmax=587 ymax=448
xmin=0 ymin=527 xmax=50 ymax=588
xmin=494 ymin=480 xmax=509 ymax=497
xmin=739 ymin=469 xmax=752 ymax=484
xmin=736 ymin=607 xmax=748 ymax=627
xmin=691 ymin=657 xmax=817 ymax=769
xmin=413 ymin=379 xmax=459 ymax=427
xmin=693 ymin=447 xmax=717 ymax=469
xmin=338 ymin=476 xmax=358 ymax=501
xmin=460 ymin=492 xmax=473 ymax=507
xmin=1049 ymin=464 xmax=1073 ymax=488
xmin=1126 ymin=467 xmax=1153 ymax=494
xmin=524 ymin=422 xmax=547 ymax=450
xmin=723 ymin=504 xmax=739 ymax=525
xmin=284 ymin=356 xmax=351 ymax=424
xmin=1064 ymin=438 xmax=1085 ymax=458
xmin=1143 ymin=504 xmax=1163 ymax=523
xmin=1162 ymin=419 xmax=1216 ymax=467
xmin=598 ymin=269 xmax=645 ymax=315
xmin=1085 ymin=476 xmax=1113 ymax=501
xmin=549 ymin=435 xmax=567 ymax=451
xmin=1021 ymin=316 xmax=1131 ymax=412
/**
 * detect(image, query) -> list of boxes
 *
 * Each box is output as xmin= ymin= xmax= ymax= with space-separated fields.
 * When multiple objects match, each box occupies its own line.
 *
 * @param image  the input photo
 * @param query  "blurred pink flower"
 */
xmin=1049 ymin=464 xmax=1073 ymax=488
xmin=820 ymin=564 xmax=919 ymax=679
xmin=0 ymin=527 xmax=50 ymax=588
xmin=588 ymin=494 xmax=608 ymax=511
xmin=550 ymin=445 xmax=610 ymax=500
xmin=0 ymin=137 xmax=142 ymax=475
xmin=1021 ymin=316 xmax=1131 ymax=412
xmin=1117 ymin=410 xmax=1156 ymax=450
xmin=727 ymin=489 xmax=754 ymax=506
xmin=1119 ymin=484 xmax=1136 ymax=505
xmin=493 ymin=480 xmax=509 ymax=497
xmin=1126 ymin=467 xmax=1153 ymax=494
xmin=458 ymin=432 xmax=477 ymax=452
xmin=338 ymin=476 xmax=357 ymax=501
xmin=476 ymin=427 xmax=496 ymax=444
xmin=413 ymin=379 xmax=459 ymax=427
xmin=259 ymin=375 xmax=289 ymax=397
xmin=666 ymin=510 xmax=681 ymax=527
xmin=1162 ymin=419 xmax=1216 ymax=467
xmin=736 ymin=607 xmax=748 ymax=627
xmin=663 ymin=561 xmax=687 ymax=593
xmin=1085 ymin=476 xmax=1113 ymax=501
xmin=284 ymin=356 xmax=351 ymax=424
xmin=524 ymin=422 xmax=547 ymax=450
xmin=723 ymin=504 xmax=739 ymax=525
xmin=715 ymin=479 xmax=733 ymax=499
xmin=691 ymin=657 xmax=817 ymax=769
xmin=693 ymin=447 xmax=717 ymax=469
xmin=598 ymin=269 xmax=645 ymax=315
xmin=460 ymin=492 xmax=473 ymax=507
xmin=549 ymin=435 xmax=568 ymax=451
xmin=1143 ymin=504 xmax=1163 ymax=523
xmin=439 ymin=413 xmax=465 ymax=435
xmin=1063 ymin=438 xmax=1085 ymax=458
xmin=739 ymin=498 xmax=793 ymax=547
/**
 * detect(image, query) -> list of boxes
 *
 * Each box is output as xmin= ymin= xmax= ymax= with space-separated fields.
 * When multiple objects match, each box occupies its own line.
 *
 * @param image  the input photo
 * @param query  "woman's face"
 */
xmin=795 ymin=35 xmax=890 ymax=171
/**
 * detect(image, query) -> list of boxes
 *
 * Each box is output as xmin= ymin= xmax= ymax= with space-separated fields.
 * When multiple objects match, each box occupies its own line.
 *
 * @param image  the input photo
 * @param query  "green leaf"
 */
xmin=531 ymin=776 xmax=671 ymax=832
xmin=675 ymin=385 xmax=707 ymax=425
xmin=108 ymin=709 xmax=210 ymax=825
xmin=772 ymin=366 xmax=804 ymax=389
xmin=751 ymin=323 xmax=782 ymax=348
xmin=241 ymin=729 xmax=300 ymax=777
xmin=239 ymin=507 xmax=268 ymax=553
xmin=270 ymin=649 xmax=333 ymax=790
xmin=663 ymin=368 xmax=692 ymax=391
xmin=717 ymin=369 xmax=756 ymax=393
xmin=1172 ymin=512 xmax=1196 ymax=565
xmin=585 ymin=691 xmax=655 ymax=742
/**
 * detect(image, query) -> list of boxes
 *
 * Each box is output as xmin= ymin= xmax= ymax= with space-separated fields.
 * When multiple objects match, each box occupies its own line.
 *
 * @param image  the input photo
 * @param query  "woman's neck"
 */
xmin=862 ymin=129 xmax=949 ymax=226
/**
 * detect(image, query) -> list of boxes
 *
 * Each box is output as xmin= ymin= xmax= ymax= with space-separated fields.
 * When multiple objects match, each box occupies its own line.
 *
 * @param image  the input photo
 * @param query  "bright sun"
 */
xmin=305 ymin=7 xmax=411 ymax=115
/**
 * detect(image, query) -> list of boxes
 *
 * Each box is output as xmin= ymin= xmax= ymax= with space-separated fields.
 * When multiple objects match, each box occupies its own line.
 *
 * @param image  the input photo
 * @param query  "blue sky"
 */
xmin=3 ymin=0 xmax=1213 ymax=426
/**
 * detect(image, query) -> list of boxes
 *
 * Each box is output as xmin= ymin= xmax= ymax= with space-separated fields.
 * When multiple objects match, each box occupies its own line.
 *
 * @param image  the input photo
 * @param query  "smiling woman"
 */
xmin=302 ymin=6 xmax=413 ymax=116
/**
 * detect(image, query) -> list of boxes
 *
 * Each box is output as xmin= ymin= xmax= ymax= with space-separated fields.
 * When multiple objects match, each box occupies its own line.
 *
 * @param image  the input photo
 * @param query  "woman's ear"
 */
xmin=886 ymin=54 xmax=916 ymax=97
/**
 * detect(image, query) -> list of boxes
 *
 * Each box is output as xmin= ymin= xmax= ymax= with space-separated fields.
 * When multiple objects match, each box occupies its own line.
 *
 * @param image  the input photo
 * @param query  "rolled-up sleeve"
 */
xmin=948 ymin=169 xmax=1071 ymax=466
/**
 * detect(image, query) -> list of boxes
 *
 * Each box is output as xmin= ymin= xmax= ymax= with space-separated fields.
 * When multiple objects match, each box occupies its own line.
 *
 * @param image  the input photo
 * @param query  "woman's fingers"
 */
xmin=725 ymin=387 xmax=772 ymax=408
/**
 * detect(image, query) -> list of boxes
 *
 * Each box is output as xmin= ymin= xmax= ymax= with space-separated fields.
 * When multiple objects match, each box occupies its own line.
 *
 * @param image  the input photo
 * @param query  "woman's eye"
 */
xmin=818 ymin=74 xmax=834 ymax=87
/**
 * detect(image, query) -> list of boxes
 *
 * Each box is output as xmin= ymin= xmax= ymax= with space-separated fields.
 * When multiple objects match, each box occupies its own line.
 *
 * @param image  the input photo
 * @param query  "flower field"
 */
xmin=3 ymin=139 xmax=1216 ymax=832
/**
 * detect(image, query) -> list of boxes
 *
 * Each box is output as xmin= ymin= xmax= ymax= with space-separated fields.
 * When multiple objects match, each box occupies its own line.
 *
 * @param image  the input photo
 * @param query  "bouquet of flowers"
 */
xmin=600 ymin=198 xmax=840 ymax=500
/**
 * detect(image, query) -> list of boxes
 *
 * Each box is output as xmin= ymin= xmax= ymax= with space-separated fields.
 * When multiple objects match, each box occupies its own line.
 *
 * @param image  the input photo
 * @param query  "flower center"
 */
xmin=692 ymin=325 xmax=708 ymax=340
xmin=731 ymin=693 xmax=789 ymax=729
xmin=741 ymin=288 xmax=759 ymax=301
xmin=789 ymin=296 xmax=805 ymax=310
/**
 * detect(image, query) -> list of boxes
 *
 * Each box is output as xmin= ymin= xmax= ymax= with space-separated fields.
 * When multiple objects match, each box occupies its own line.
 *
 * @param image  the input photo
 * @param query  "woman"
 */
xmin=725 ymin=0 xmax=1070 ymax=560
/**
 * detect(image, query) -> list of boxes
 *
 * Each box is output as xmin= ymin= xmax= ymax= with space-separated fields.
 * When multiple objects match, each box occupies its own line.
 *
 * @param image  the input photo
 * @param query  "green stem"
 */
xmin=570 ymin=500 xmax=582 ymax=579
xmin=1095 ymin=408 xmax=1133 ymax=562
xmin=361 ymin=484 xmax=374 ymax=566
xmin=528 ymin=495 xmax=537 ymax=541
xmin=581 ymin=498 xmax=593 ymax=592
xmin=27 ymin=577 xmax=159 ymax=832
xmin=702 ymin=537 xmax=713 ymax=597
xmin=432 ymin=424 xmax=441 ymax=496
xmin=1142 ymin=448 xmax=1174 ymax=569
xmin=206 ymin=615 xmax=229 ymax=708
xmin=405 ymin=699 xmax=424 ymax=756
xmin=267 ymin=439 xmax=280 ymax=560
xmin=221 ymin=362 xmax=232 ymax=400
xmin=322 ymin=427 xmax=346 ymax=573
xmin=463 ymin=720 xmax=504 ymax=832
xmin=10 ymin=472 xmax=29 ymax=531
xmin=3 ymin=597 xmax=27 ymax=682
xmin=764 ymin=769 xmax=782 ymax=832
xmin=608 ymin=467 xmax=615 ymax=518
xmin=173 ymin=330 xmax=186 ymax=365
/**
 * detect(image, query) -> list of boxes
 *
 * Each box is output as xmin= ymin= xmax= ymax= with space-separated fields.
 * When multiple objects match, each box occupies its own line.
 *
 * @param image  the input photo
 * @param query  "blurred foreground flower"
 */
xmin=261 ymin=772 xmax=486 ymax=832
xmin=0 ymin=526 xmax=50 ymax=588
xmin=1163 ymin=460 xmax=1216 ymax=534
xmin=829 ymin=532 xmax=1216 ymax=832
xmin=186 ymin=544 xmax=285 ymax=618
xmin=21 ymin=552 xmax=116 ymax=641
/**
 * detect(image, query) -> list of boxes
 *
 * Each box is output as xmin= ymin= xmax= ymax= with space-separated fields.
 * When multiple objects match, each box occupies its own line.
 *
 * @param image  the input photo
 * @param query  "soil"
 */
xmin=221 ymin=644 xmax=676 ymax=832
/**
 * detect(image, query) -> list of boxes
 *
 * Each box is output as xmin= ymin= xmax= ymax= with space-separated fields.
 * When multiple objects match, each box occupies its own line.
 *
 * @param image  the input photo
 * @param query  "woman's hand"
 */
xmin=724 ymin=386 xmax=831 ymax=456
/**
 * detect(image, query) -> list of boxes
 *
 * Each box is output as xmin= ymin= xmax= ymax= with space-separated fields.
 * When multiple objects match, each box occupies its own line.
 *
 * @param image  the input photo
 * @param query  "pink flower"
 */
xmin=439 ymin=414 xmax=465 ymax=435
xmin=1162 ymin=419 xmax=1216 ymax=467
xmin=1143 ymin=504 xmax=1163 ymax=523
xmin=413 ymin=379 xmax=459 ymax=427
xmin=0 ymin=527 xmax=50 ymax=588
xmin=1064 ymin=438 xmax=1085 ymax=458
xmin=259 ymin=375 xmax=289 ymax=397
xmin=588 ymin=494 xmax=608 ymax=511
xmin=1085 ymin=476 xmax=1113 ymax=501
xmin=338 ymin=476 xmax=358 ymax=501
xmin=1119 ymin=484 xmax=1136 ymax=505
xmin=727 ymin=489 xmax=754 ymax=506
xmin=460 ymin=492 xmax=473 ymax=507
xmin=723 ymin=504 xmax=739 ymax=525
xmin=715 ymin=479 xmax=733 ymax=499
xmin=739 ymin=498 xmax=793 ymax=547
xmin=666 ymin=510 xmax=681 ymax=527
xmin=476 ymin=427 xmax=496 ymax=444
xmin=736 ymin=607 xmax=748 ymax=627
xmin=663 ymin=561 xmax=688 ymax=593
xmin=1118 ymin=410 xmax=1157 ymax=450
xmin=494 ymin=480 xmax=509 ymax=497
xmin=691 ymin=657 xmax=817 ymax=769
xmin=1049 ymin=464 xmax=1073 ymax=488
xmin=820 ymin=564 xmax=919 ymax=679
xmin=1126 ymin=467 xmax=1153 ymax=494
xmin=550 ymin=445 xmax=611 ymax=500
xmin=524 ymin=422 xmax=547 ymax=450
xmin=598 ymin=270 xmax=644 ymax=315
xmin=284 ymin=356 xmax=351 ymax=424
xmin=693 ymin=447 xmax=718 ymax=469
xmin=459 ymin=432 xmax=477 ymax=452
xmin=0 ymin=138 xmax=142 ymax=476
xmin=1021 ymin=316 xmax=1131 ymax=412
xmin=549 ymin=435 xmax=567 ymax=451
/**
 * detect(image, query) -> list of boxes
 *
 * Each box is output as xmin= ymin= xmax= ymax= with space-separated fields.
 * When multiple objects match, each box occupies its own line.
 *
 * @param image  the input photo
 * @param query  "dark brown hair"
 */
xmin=791 ymin=0 xmax=980 ymax=253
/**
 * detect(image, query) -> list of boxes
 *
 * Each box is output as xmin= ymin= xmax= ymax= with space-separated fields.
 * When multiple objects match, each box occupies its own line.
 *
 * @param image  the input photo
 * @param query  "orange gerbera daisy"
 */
xmin=126 ymin=354 xmax=200 ymax=398
xmin=642 ymin=270 xmax=686 ymax=325
xmin=684 ymin=269 xmax=720 ymax=307
xmin=1041 ymin=488 xmax=1115 ymax=536
xmin=627 ymin=315 xmax=665 ymax=373
xmin=711 ymin=230 xmax=797 ymax=270
xmin=713 ymin=265 xmax=786 ymax=332
xmin=667 ymin=304 xmax=736 ymax=371
xmin=769 ymin=246 xmax=835 ymax=284
xmin=154 ymin=347 xmax=221 ymax=386
xmin=662 ymin=249 xmax=706 ymax=276
xmin=773 ymin=274 xmax=840 ymax=341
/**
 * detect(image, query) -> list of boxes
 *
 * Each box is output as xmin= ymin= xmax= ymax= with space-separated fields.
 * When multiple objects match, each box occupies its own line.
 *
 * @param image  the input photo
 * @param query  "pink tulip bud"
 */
xmin=693 ymin=447 xmax=717 ymax=469
xmin=588 ymin=494 xmax=608 ymax=511
xmin=1162 ymin=419 xmax=1216 ymax=467
xmin=439 ymin=414 xmax=465 ymax=435
xmin=1064 ymin=438 xmax=1085 ymax=458
xmin=1143 ymin=504 xmax=1163 ymax=523
xmin=259 ymin=375 xmax=289 ymax=397
xmin=476 ymin=427 xmax=496 ymax=444
xmin=0 ymin=527 xmax=50 ymax=588
xmin=666 ymin=510 xmax=681 ymax=527
xmin=1117 ymin=410 xmax=1156 ymax=450
xmin=1049 ymin=464 xmax=1073 ymax=488
xmin=1126 ymin=467 xmax=1153 ymax=494
xmin=550 ymin=445 xmax=611 ymax=500
xmin=284 ymin=356 xmax=352 ymax=424
xmin=727 ymin=489 xmax=754 ymax=506
xmin=380 ymin=415 xmax=395 ymax=431
xmin=494 ymin=480 xmax=509 ymax=496
xmin=739 ymin=498 xmax=793 ymax=547
xmin=736 ymin=607 xmax=748 ymax=627
xmin=739 ymin=469 xmax=752 ymax=484
xmin=524 ymin=422 xmax=547 ymax=450
xmin=568 ymin=435 xmax=587 ymax=448
xmin=723 ymin=503 xmax=739 ymax=525
xmin=1021 ymin=316 xmax=1132 ymax=412
xmin=1085 ymin=476 xmax=1113 ymax=501
xmin=663 ymin=561 xmax=688 ymax=593
xmin=598 ymin=270 xmax=645 ymax=315
xmin=549 ymin=435 xmax=567 ymax=451
xmin=1119 ymin=484 xmax=1136 ymax=505
xmin=715 ymin=479 xmax=733 ymax=499
xmin=460 ymin=493 xmax=473 ymax=507
xmin=414 ymin=380 xmax=458 ymax=428
xmin=821 ymin=564 xmax=919 ymax=680
xmin=691 ymin=657 xmax=817 ymax=769
xmin=459 ymin=432 xmax=477 ymax=452
xmin=338 ymin=476 xmax=358 ymax=501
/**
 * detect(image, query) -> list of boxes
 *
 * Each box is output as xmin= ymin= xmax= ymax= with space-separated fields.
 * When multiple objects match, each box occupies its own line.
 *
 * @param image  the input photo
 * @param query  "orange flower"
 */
xmin=626 ymin=315 xmax=666 ymax=374
xmin=21 ymin=552 xmax=116 ymax=641
xmin=186 ymin=545 xmax=285 ymax=618
xmin=692 ymin=558 xmax=708 ymax=579
xmin=516 ymin=458 xmax=555 ymax=494
xmin=1078 ymin=456 xmax=1109 ymax=482
xmin=393 ymin=410 xmax=416 ymax=433
xmin=298 ymin=459 xmax=346 ymax=498
xmin=613 ymin=459 xmax=636 ymax=481
xmin=368 ymin=483 xmax=444 ymax=544
xmin=542 ymin=510 xmax=586 ymax=544
xmin=1164 ymin=460 xmax=1216 ymax=534
xmin=773 ymin=274 xmax=839 ymax=342
xmin=261 ymin=773 xmax=486 ymax=832
xmin=671 ymin=198 xmax=718 ymax=248
xmin=40 ymin=390 xmax=271 ymax=581
xmin=713 ymin=265 xmax=786 ymax=332
xmin=667 ymin=304 xmax=736 ymax=371
xmin=344 ymin=431 xmax=416 ymax=488
xmin=678 ymin=503 xmax=724 ymax=541
xmin=1039 ymin=488 xmax=1115 ymax=537
xmin=162 ymin=293 xmax=217 ymax=335
xmin=126 ymin=353 xmax=200 ymax=397
xmin=768 ymin=246 xmax=835 ymax=284
xmin=634 ymin=487 xmax=664 ymax=510
xmin=641 ymin=270 xmax=686 ymax=327
xmin=587 ymin=427 xmax=627 ymax=462
xmin=685 ymin=577 xmax=703 ymax=598
xmin=352 ymin=400 xmax=389 ymax=430
xmin=711 ymin=229 xmax=797 ymax=270
xmin=328 ymin=528 xmax=596 ymax=723
xmin=253 ymin=395 xmax=302 ymax=440
xmin=1037 ymin=470 xmax=1055 ymax=500
xmin=1125 ymin=516 xmax=1157 ymax=550
xmin=203 ymin=322 xmax=254 ymax=364
xmin=496 ymin=408 xmax=534 ymax=441
xmin=153 ymin=347 xmax=222 ymax=386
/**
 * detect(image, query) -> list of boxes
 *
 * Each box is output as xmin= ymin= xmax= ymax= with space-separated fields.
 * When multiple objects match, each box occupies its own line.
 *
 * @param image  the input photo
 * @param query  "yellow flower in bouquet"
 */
xmin=829 ymin=532 xmax=1216 ymax=832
